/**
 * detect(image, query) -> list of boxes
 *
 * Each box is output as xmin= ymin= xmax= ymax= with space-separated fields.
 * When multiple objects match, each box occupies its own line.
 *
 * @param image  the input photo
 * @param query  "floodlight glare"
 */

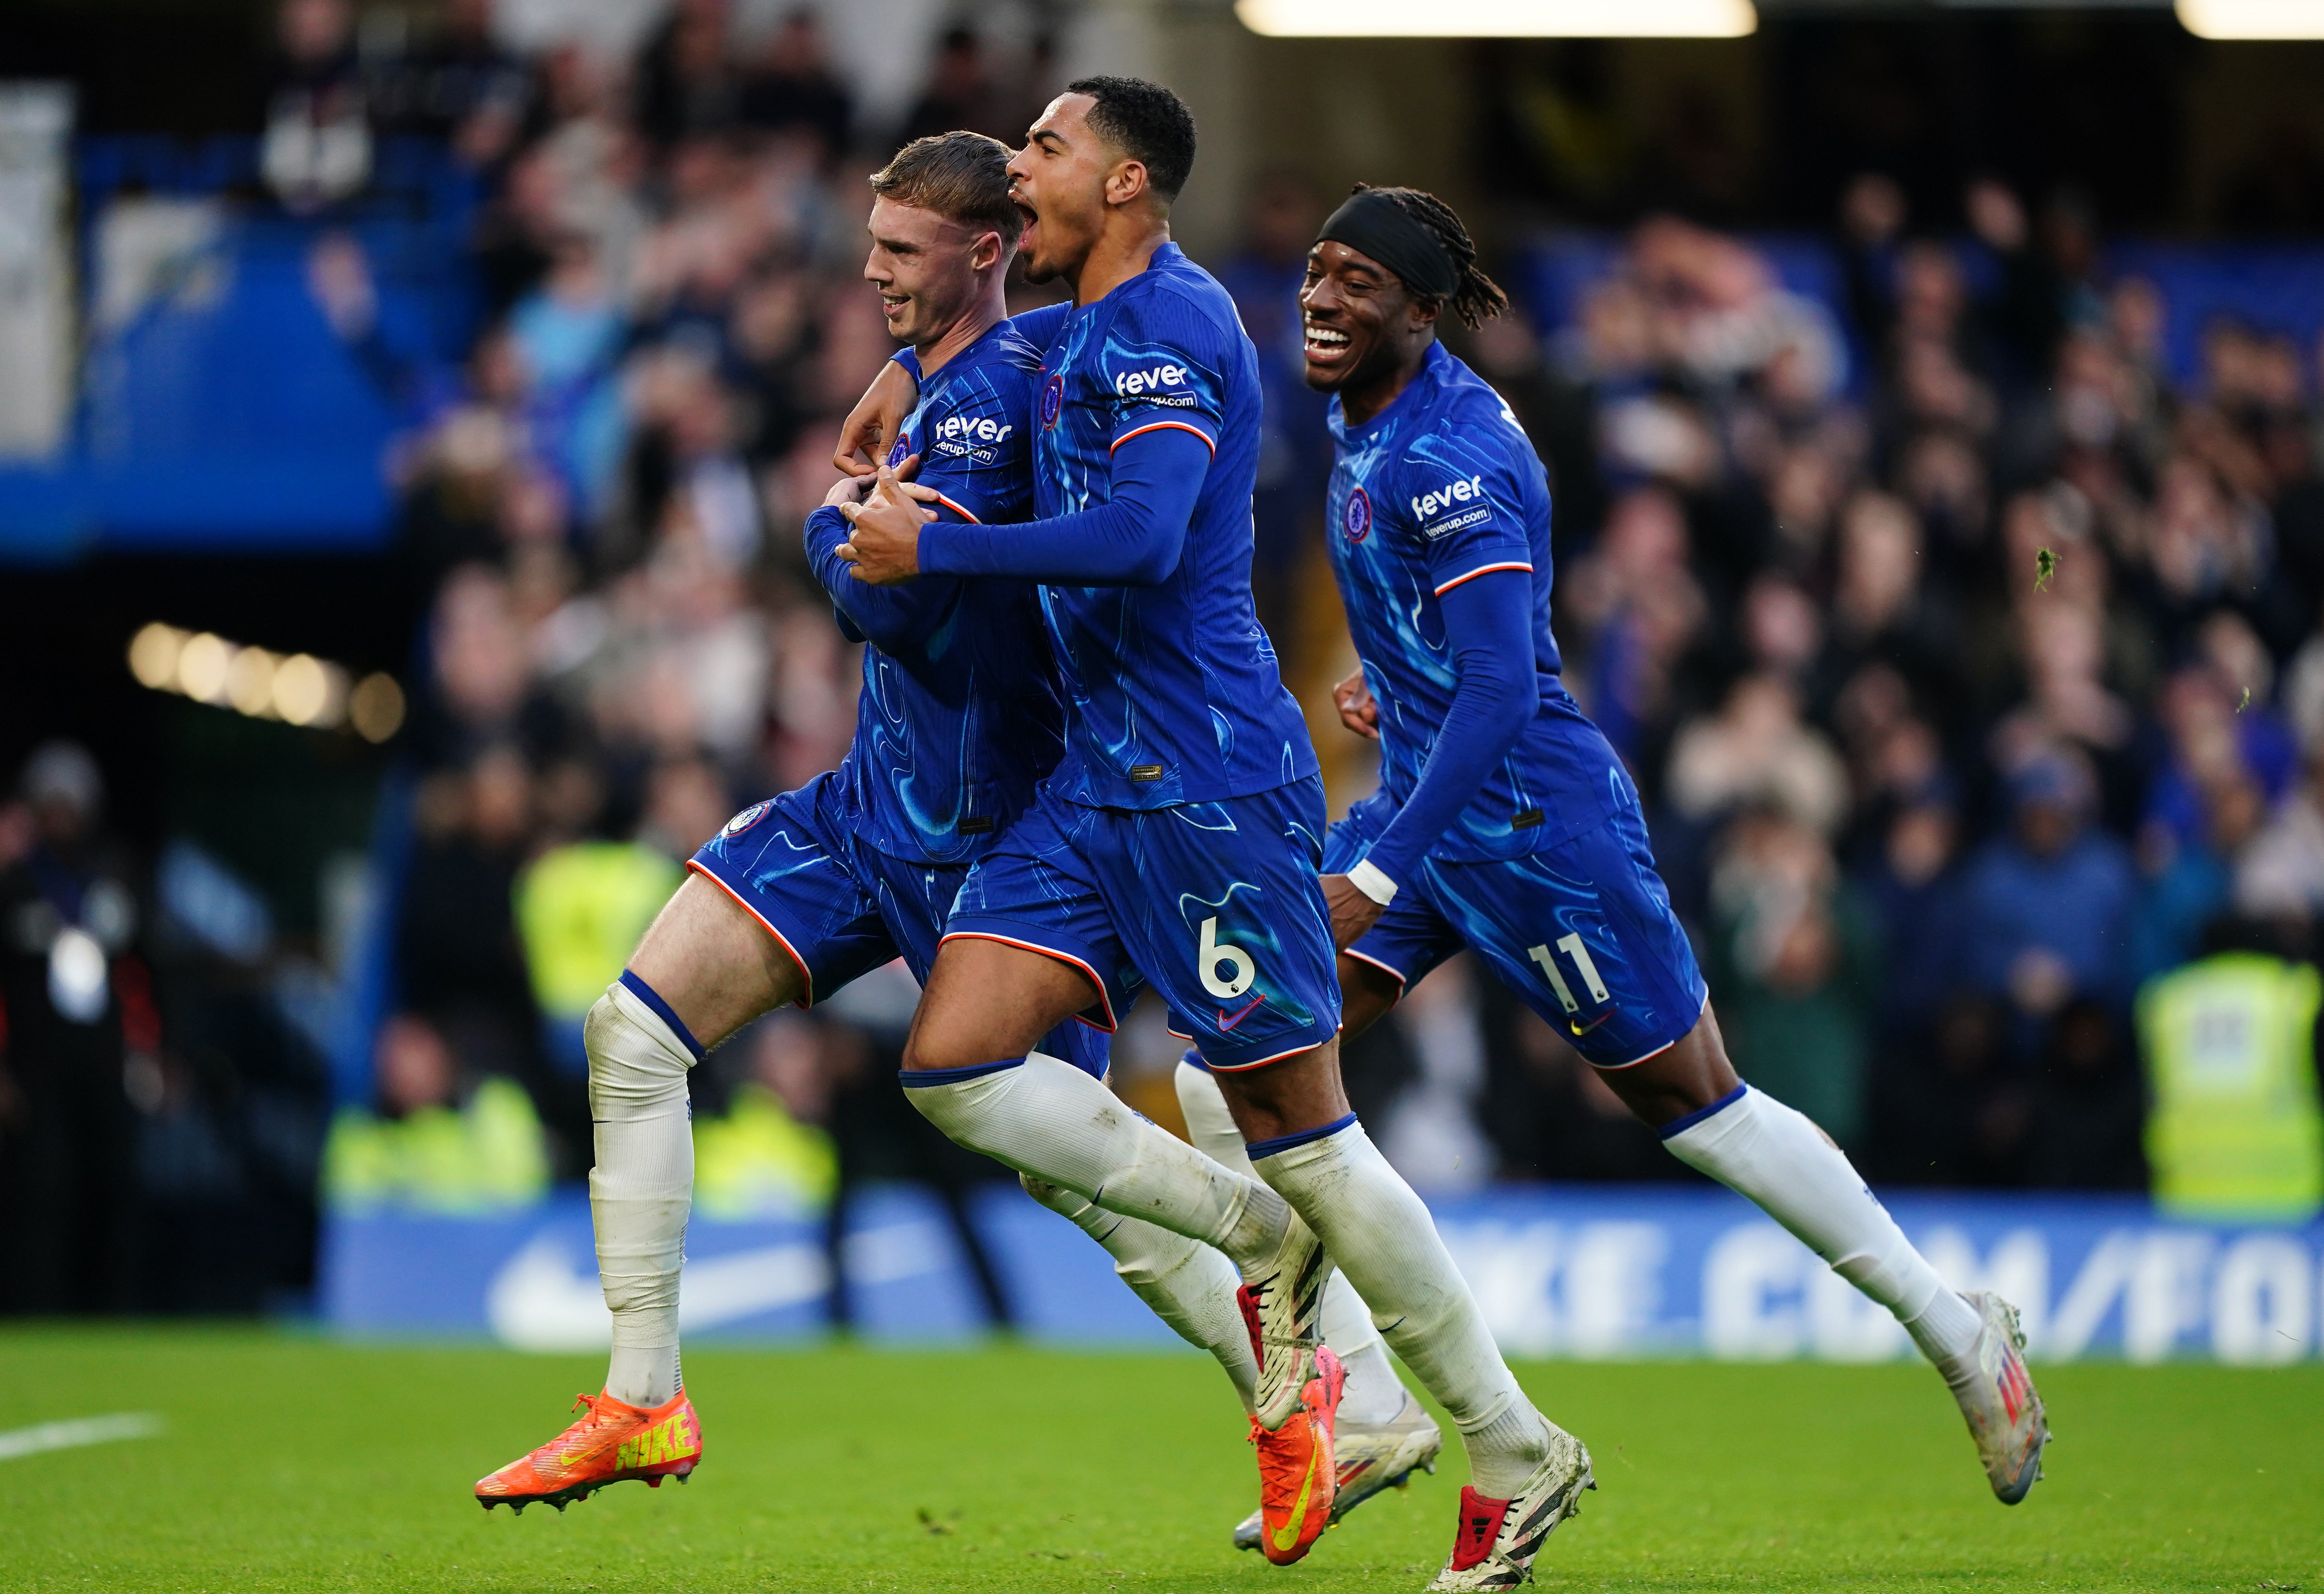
xmin=226 ymin=647 xmax=281 ymax=718
xmin=1236 ymin=0 xmax=1756 ymax=36
xmin=128 ymin=623 xmax=184 ymax=690
xmin=349 ymin=673 xmax=408 ymax=745
xmin=2175 ymin=0 xmax=2324 ymax=35
xmin=272 ymin=653 xmax=344 ymax=728
xmin=127 ymin=622 xmax=387 ymax=739
xmin=175 ymin=633 xmax=232 ymax=704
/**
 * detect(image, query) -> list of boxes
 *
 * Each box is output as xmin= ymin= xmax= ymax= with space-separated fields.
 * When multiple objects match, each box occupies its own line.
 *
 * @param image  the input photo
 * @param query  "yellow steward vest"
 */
xmin=2137 ymin=952 xmax=2324 ymax=1221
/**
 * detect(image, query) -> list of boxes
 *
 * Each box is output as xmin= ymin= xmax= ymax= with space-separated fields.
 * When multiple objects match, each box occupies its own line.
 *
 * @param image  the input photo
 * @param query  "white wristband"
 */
xmin=1347 ymin=857 xmax=1399 ymax=907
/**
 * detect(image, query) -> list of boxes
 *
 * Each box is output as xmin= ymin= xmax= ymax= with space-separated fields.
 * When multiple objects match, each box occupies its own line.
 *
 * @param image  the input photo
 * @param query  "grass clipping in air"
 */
xmin=2 ymin=1326 xmax=2320 ymax=1592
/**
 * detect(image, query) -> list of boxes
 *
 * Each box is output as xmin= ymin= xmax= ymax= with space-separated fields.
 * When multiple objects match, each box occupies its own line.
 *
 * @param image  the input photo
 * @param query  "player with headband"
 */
xmin=1170 ymin=184 xmax=2049 ymax=1583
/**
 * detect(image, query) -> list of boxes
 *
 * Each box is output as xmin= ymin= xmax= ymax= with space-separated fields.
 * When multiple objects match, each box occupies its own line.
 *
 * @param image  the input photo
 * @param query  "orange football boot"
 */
xmin=476 ymin=1389 xmax=701 ymax=1514
xmin=1250 ymin=1344 xmax=1345 ymax=1565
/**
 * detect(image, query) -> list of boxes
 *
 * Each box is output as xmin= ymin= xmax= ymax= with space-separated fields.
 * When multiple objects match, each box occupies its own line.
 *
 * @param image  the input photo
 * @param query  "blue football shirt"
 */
xmin=1026 ymin=242 xmax=1318 ymax=810
xmin=1327 ymin=340 xmax=1625 ymax=860
xmin=804 ymin=316 xmax=1066 ymax=865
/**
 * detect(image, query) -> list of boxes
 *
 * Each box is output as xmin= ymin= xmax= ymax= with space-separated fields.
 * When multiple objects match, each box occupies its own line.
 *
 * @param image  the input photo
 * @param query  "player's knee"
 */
xmin=898 ymin=1025 xmax=984 ymax=1076
xmin=585 ymin=989 xmax=691 ymax=1116
xmin=898 ymin=1064 xmax=1001 ymax=1148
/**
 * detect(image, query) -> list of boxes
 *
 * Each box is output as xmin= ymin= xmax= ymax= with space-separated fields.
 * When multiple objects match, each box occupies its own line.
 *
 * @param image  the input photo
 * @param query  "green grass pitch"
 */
xmin=1 ymin=1327 xmax=2318 ymax=1592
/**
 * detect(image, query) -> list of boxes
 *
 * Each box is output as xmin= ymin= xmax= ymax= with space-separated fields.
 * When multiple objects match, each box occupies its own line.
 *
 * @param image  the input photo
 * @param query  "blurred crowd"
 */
xmin=1459 ymin=177 xmax=2324 ymax=1197
xmin=7 ymin=0 xmax=2324 ymax=1320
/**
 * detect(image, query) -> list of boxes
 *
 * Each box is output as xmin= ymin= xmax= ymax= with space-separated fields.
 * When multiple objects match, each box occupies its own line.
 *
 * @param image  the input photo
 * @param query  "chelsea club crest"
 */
xmin=721 ymin=800 xmax=773 ymax=838
xmin=1344 ymin=486 xmax=1372 ymax=544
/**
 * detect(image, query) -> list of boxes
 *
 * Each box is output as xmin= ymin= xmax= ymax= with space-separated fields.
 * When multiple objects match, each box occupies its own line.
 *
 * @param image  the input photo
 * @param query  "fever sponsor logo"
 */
xmin=936 ymin=414 xmax=1013 ymax=444
xmin=1112 ymin=362 xmax=1187 ymax=395
xmin=1410 ymin=474 xmax=1488 ymax=521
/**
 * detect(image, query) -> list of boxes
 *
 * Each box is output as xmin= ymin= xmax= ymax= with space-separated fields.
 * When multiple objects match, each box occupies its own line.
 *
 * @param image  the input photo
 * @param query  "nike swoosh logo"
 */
xmin=1271 ymin=1432 xmax=1325 ymax=1552
xmin=1219 ymin=992 xmax=1266 ymax=1031
xmin=1568 ymin=1011 xmax=1613 ymax=1037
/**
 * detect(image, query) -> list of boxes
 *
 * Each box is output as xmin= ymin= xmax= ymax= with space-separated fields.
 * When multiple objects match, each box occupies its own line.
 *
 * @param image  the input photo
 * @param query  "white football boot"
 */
xmin=1239 ymin=1208 xmax=1331 ymax=1431
xmin=1424 ymin=1424 xmax=1594 ymax=1592
xmin=1945 ymin=1290 xmax=2050 ymax=1504
xmin=1233 ymin=1387 xmax=1444 ymax=1551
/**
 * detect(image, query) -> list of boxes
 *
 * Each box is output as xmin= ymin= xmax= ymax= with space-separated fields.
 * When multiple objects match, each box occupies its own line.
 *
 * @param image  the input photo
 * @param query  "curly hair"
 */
xmin=1350 ymin=184 xmax=1508 ymax=328
xmin=1066 ymin=76 xmax=1197 ymax=200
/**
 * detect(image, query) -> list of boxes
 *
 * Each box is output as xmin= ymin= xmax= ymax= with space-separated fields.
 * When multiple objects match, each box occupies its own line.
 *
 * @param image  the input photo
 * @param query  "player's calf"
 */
xmin=1216 ymin=1082 xmax=1570 ymax=1504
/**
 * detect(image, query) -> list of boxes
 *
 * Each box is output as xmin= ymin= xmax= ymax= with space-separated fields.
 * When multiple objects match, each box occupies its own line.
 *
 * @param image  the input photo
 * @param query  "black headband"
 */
xmin=1315 ymin=190 xmax=1459 ymax=301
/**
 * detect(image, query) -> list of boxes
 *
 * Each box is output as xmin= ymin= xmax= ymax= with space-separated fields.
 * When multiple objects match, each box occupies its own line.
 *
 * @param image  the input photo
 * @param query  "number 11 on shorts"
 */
xmin=1528 ymin=933 xmax=1609 ymax=1014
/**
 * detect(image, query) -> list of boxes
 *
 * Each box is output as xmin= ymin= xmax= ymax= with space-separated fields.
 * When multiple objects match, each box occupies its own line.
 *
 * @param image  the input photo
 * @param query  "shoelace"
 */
xmin=1247 ymin=1409 xmax=1315 ymax=1484
xmin=537 ymin=1392 xmax=624 ymax=1459
xmin=1240 ymin=1282 xmax=1317 ymax=1353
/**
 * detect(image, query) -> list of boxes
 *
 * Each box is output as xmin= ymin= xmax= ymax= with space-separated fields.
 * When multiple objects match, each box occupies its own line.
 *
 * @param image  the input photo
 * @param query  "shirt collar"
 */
xmin=1330 ymin=339 xmax=1450 ymax=444
xmin=1076 ymin=239 xmax=1188 ymax=316
xmin=902 ymin=313 xmax=1014 ymax=383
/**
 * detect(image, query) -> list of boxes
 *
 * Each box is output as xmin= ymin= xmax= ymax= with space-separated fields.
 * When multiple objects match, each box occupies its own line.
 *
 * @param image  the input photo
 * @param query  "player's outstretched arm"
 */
xmin=1327 ymin=569 xmax=1538 ymax=946
xmin=844 ymin=424 xmax=1210 ymax=587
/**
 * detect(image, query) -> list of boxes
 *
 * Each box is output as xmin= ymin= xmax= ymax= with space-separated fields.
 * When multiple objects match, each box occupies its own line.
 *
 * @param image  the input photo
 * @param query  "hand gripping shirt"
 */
xmin=1022 ymin=243 xmax=1319 ymax=810
xmin=1327 ymin=340 xmax=1624 ymax=861
xmin=802 ymin=316 xmax=1066 ymax=865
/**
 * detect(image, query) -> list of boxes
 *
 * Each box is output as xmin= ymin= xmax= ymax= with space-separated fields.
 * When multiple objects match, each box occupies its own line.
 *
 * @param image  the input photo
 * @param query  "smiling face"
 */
xmin=1299 ymin=239 xmax=1439 ymax=399
xmin=1007 ymin=92 xmax=1122 ymax=285
xmin=862 ymin=195 xmax=1003 ymax=348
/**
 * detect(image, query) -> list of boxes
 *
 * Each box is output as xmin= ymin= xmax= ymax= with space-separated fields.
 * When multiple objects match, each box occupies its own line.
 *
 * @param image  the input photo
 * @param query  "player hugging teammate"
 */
xmin=475 ymin=75 xmax=2048 ymax=1592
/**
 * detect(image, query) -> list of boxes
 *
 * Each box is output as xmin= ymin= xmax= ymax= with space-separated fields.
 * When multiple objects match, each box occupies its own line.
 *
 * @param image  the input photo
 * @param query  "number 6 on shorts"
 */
xmin=1199 ymin=915 xmax=1255 ymax=999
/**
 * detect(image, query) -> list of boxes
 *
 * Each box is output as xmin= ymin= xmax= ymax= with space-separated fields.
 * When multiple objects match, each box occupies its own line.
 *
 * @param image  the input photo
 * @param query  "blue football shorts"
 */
xmin=943 ymin=777 xmax=1342 ymax=1071
xmin=690 ymin=772 xmax=1107 ymax=1077
xmin=1327 ymin=788 xmax=1708 ymax=1069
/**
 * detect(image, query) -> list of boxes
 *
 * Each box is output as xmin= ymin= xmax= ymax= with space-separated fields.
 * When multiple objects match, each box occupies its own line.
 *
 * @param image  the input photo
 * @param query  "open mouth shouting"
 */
xmin=1011 ymin=193 xmax=1040 ymax=261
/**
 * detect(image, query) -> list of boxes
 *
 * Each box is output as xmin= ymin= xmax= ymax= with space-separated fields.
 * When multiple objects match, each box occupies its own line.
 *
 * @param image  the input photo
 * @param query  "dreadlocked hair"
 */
xmin=1352 ymin=183 xmax=1508 ymax=328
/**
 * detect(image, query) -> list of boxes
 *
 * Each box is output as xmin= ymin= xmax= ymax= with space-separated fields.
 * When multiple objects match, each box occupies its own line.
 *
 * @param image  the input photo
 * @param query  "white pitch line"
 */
xmin=0 ymin=1413 xmax=164 ymax=1463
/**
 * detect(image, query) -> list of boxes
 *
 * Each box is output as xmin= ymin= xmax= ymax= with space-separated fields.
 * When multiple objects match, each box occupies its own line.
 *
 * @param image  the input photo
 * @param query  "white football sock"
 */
xmin=1175 ymin=1057 xmax=1405 ymax=1426
xmin=903 ymin=1054 xmax=1289 ymax=1268
xmin=1020 ymin=1171 xmax=1257 ymax=1415
xmin=1661 ymin=1084 xmax=1981 ymax=1367
xmin=1320 ymin=1269 xmax=1406 ymax=1426
xmin=1251 ymin=1118 xmax=1552 ymax=1498
xmin=588 ymin=978 xmax=697 ymax=1408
